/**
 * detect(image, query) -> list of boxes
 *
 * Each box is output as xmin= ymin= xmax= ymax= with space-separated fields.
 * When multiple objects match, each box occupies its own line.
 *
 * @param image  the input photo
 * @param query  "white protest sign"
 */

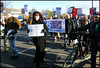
xmin=28 ymin=24 xmax=44 ymax=37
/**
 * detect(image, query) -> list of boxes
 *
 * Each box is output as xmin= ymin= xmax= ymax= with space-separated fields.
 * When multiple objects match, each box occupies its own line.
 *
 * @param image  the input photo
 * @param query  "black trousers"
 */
xmin=50 ymin=32 xmax=54 ymax=37
xmin=90 ymin=40 xmax=100 ymax=68
xmin=33 ymin=37 xmax=46 ymax=63
xmin=35 ymin=45 xmax=45 ymax=62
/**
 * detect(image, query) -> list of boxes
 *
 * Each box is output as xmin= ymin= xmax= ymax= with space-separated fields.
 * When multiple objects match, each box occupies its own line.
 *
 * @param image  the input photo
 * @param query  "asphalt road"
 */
xmin=1 ymin=25 xmax=100 ymax=68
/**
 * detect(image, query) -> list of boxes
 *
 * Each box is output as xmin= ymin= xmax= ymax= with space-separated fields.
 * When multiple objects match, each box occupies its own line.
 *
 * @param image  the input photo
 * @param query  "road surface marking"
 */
xmin=19 ymin=46 xmax=35 ymax=54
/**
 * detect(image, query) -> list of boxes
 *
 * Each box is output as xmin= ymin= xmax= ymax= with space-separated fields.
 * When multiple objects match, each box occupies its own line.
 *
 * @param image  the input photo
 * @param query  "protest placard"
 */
xmin=28 ymin=24 xmax=44 ymax=37
xmin=72 ymin=8 xmax=77 ymax=17
xmin=45 ymin=19 xmax=65 ymax=33
xmin=56 ymin=7 xmax=61 ymax=15
xmin=77 ymin=8 xmax=82 ymax=16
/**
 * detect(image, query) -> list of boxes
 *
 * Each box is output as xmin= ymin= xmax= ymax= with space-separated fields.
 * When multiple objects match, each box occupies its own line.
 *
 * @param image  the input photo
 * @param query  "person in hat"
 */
xmin=3 ymin=11 xmax=12 ymax=52
xmin=26 ymin=12 xmax=32 ymax=25
xmin=4 ymin=11 xmax=21 ymax=59
xmin=75 ymin=12 xmax=100 ymax=68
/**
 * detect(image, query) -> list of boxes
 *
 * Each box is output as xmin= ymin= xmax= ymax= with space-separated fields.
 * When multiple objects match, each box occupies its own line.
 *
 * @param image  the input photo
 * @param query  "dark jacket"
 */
xmin=74 ymin=18 xmax=80 ymax=28
xmin=5 ymin=17 xmax=21 ymax=35
xmin=65 ymin=19 xmax=75 ymax=34
xmin=77 ymin=20 xmax=100 ymax=40
xmin=26 ymin=16 xmax=32 ymax=24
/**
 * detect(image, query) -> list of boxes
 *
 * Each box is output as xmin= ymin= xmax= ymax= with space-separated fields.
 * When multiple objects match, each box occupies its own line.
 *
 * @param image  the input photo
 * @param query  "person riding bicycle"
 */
xmin=75 ymin=12 xmax=100 ymax=68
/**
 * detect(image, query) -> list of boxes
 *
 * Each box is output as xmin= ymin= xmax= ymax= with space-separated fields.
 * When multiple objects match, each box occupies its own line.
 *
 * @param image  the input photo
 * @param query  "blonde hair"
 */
xmin=50 ymin=16 xmax=52 ymax=19
xmin=66 ymin=14 xmax=70 ymax=19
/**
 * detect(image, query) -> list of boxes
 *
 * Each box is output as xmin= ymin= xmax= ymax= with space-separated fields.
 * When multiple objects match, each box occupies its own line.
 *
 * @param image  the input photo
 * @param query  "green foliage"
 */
xmin=50 ymin=12 xmax=54 ymax=17
xmin=70 ymin=6 xmax=75 ymax=8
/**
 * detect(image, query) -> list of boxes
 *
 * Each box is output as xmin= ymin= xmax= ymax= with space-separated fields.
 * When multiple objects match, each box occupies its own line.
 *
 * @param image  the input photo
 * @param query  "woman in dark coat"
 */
xmin=29 ymin=11 xmax=48 ymax=66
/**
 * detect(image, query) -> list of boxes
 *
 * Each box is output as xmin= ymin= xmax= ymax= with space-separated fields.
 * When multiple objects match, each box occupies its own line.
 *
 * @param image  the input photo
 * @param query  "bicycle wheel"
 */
xmin=63 ymin=47 xmax=78 ymax=68
xmin=83 ymin=44 xmax=91 ymax=59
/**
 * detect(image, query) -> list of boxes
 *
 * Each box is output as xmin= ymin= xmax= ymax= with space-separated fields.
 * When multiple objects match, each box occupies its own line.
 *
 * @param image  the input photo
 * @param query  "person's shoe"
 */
xmin=58 ymin=37 xmax=60 ymax=41
xmin=54 ymin=40 xmax=57 ymax=42
xmin=33 ymin=58 xmax=37 ymax=63
xmin=3 ymin=50 xmax=7 ymax=52
xmin=4 ymin=43 xmax=7 ymax=52
xmin=68 ymin=60 xmax=73 ymax=64
xmin=61 ymin=46 xmax=67 ymax=48
xmin=10 ymin=55 xmax=19 ymax=59
xmin=40 ymin=58 xmax=45 ymax=63
xmin=33 ymin=60 xmax=36 ymax=63
xmin=29 ymin=40 xmax=32 ymax=44
xmin=69 ymin=43 xmax=72 ymax=46
xmin=33 ymin=58 xmax=46 ymax=63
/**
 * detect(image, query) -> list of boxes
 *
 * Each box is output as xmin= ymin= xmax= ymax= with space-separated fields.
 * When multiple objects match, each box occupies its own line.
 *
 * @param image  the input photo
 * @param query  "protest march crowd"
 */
xmin=0 ymin=10 xmax=100 ymax=68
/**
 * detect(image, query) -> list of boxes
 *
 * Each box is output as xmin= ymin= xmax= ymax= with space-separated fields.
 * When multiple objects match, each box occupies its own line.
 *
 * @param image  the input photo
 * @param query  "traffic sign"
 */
xmin=21 ymin=8 xmax=25 ymax=14
xmin=24 ymin=4 xmax=28 ymax=12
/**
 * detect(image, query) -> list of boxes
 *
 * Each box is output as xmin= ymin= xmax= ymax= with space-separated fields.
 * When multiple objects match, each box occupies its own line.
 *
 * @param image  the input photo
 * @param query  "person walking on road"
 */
xmin=4 ymin=11 xmax=21 ymax=59
xmin=63 ymin=14 xmax=75 ymax=48
xmin=26 ymin=12 xmax=33 ymax=44
xmin=49 ymin=16 xmax=54 ymax=38
xmin=53 ymin=12 xmax=60 ymax=42
xmin=28 ymin=11 xmax=48 ymax=68
xmin=26 ymin=12 xmax=32 ymax=25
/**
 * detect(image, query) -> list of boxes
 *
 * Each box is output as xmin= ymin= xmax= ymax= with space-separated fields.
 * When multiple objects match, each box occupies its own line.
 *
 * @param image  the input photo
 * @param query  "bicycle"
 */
xmin=63 ymin=31 xmax=91 ymax=68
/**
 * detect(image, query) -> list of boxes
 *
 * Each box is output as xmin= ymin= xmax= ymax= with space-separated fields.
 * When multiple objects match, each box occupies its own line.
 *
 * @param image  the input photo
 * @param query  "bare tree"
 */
xmin=42 ymin=10 xmax=45 ymax=15
xmin=2 ymin=1 xmax=13 ymax=9
xmin=1 ymin=1 xmax=13 ymax=16
xmin=30 ymin=7 xmax=36 ymax=14
xmin=52 ymin=8 xmax=55 ymax=12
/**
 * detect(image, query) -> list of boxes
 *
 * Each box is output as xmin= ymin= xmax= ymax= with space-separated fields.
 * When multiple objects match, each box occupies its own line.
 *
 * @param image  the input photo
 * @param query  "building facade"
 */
xmin=3 ymin=8 xmax=21 ymax=18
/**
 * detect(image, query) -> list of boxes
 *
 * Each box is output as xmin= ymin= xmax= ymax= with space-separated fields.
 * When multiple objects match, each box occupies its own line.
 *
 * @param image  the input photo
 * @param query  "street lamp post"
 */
xmin=92 ymin=0 xmax=93 ymax=8
xmin=66 ymin=5 xmax=69 ymax=13
xmin=0 ymin=2 xmax=3 ymax=13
